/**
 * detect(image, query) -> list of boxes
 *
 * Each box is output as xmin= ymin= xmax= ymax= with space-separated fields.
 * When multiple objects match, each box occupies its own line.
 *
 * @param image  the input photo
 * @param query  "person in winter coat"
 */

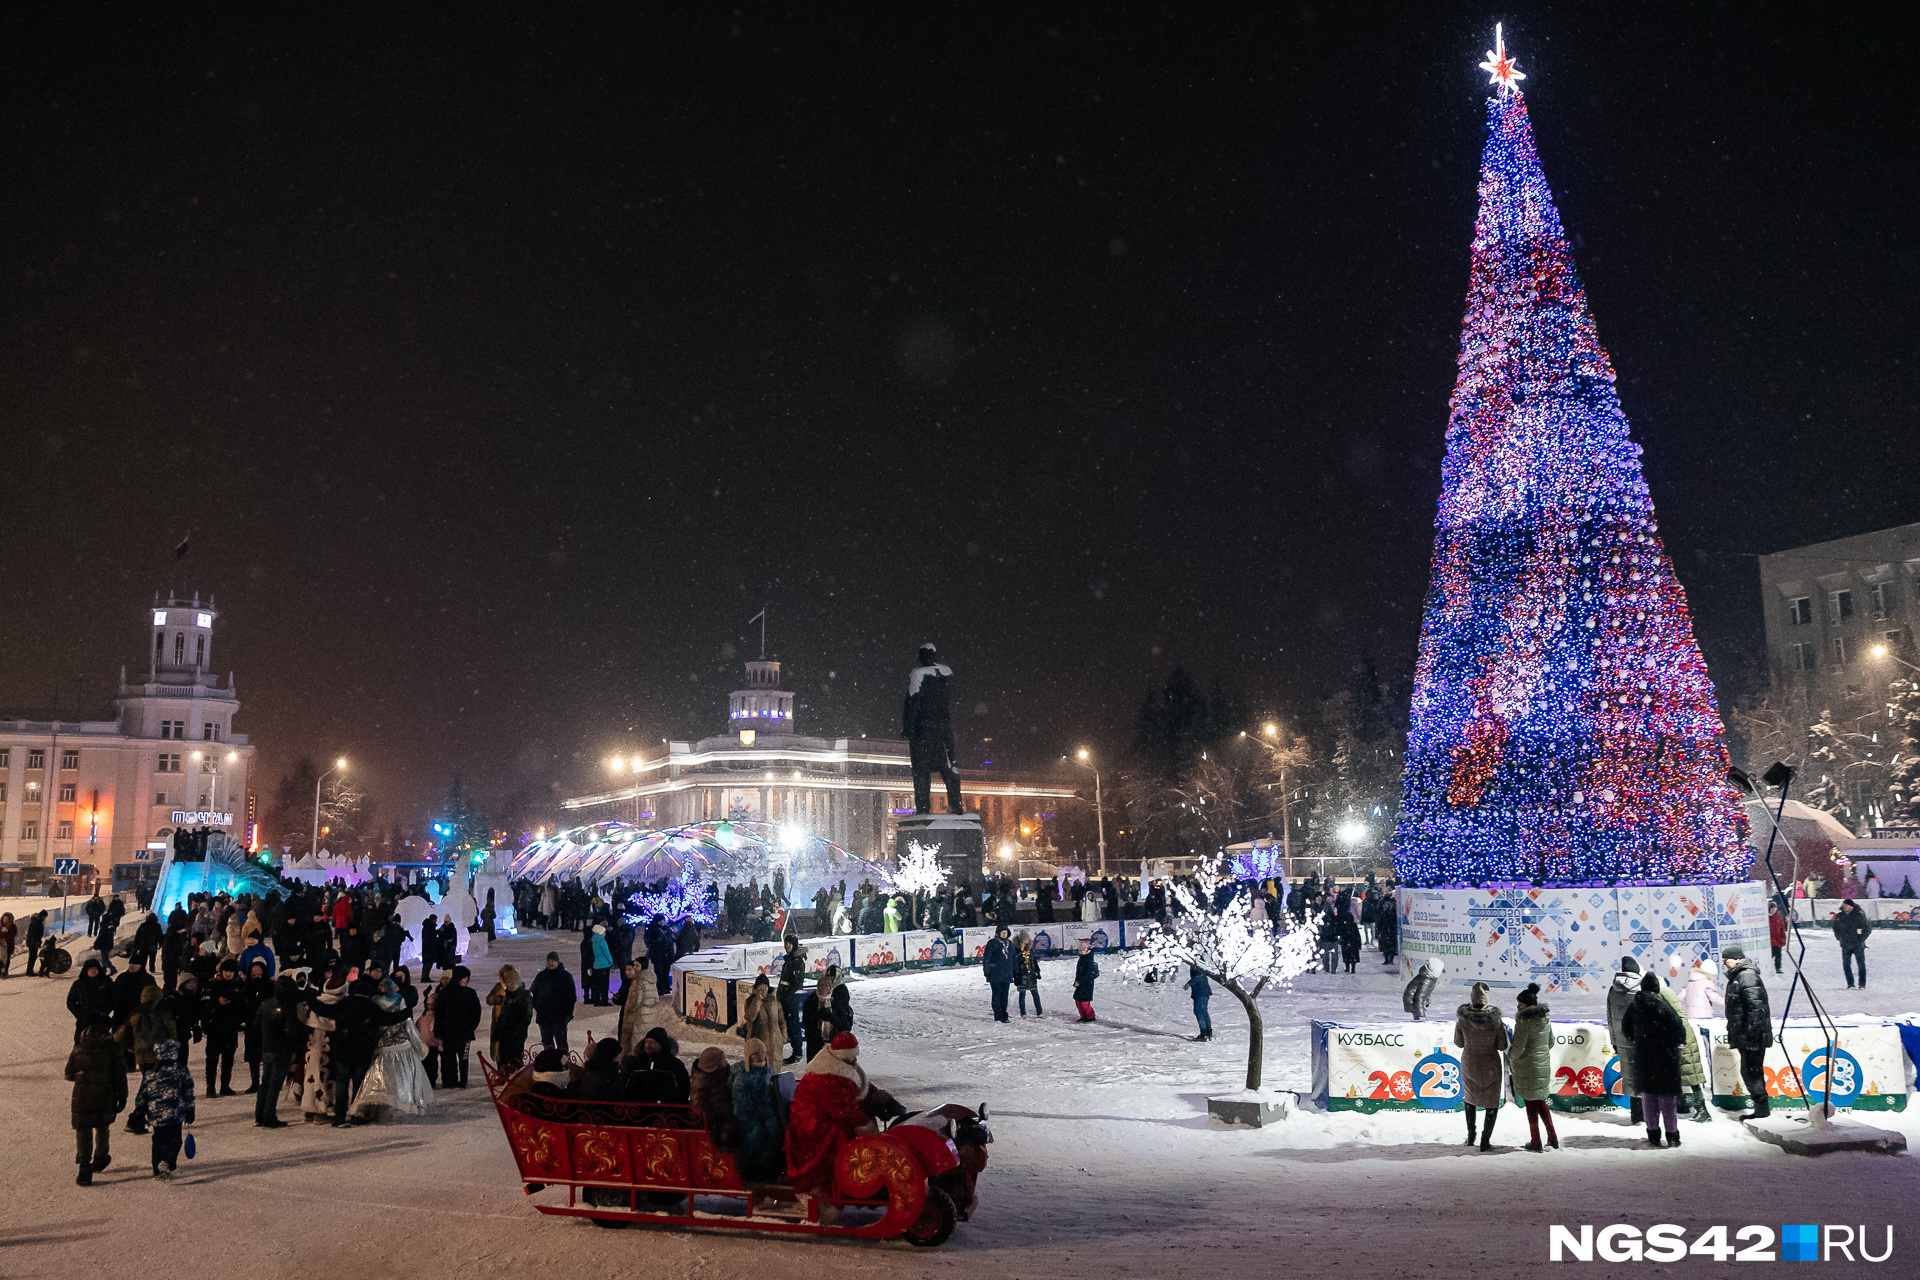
xmin=111 ymin=955 xmax=157 ymax=1033
xmin=1315 ymin=913 xmax=1341 ymax=974
xmin=1622 ymin=972 xmax=1686 ymax=1147
xmin=776 ymin=938 xmax=807 ymax=1064
xmin=624 ymin=1026 xmax=690 ymax=1104
xmin=1681 ymin=961 xmax=1723 ymax=1020
xmin=68 ymin=1023 xmax=127 ymax=1184
xmin=689 ymin=1046 xmax=741 ymax=1148
xmin=134 ymin=1039 xmax=196 ymax=1178
xmin=1375 ymin=907 xmax=1399 ymax=966
xmin=1507 ymin=983 xmax=1556 ymax=1151
xmin=85 ymin=891 xmax=106 ymax=938
xmin=579 ymin=1037 xmax=627 ymax=1101
xmin=530 ymin=952 xmax=577 ymax=1051
xmin=254 ymin=975 xmax=297 ymax=1128
xmin=68 ymin=957 xmax=116 ymax=1039
xmin=434 ymin=966 xmax=484 ymax=1088
xmin=982 ymin=925 xmax=1015 ymax=1023
xmin=732 ymin=1037 xmax=784 ymax=1182
xmin=203 ymin=959 xmax=248 ymax=1097
xmin=1184 ymin=965 xmax=1212 ymax=1042
xmin=785 ymin=1032 xmax=878 ymax=1203
xmin=1832 ymin=899 xmax=1871 ymax=988
xmin=1452 ymin=981 xmax=1509 ymax=1150
xmin=1605 ymin=956 xmax=1646 ymax=1124
xmin=587 ymin=923 xmax=614 ymax=1006
xmin=1072 ymin=939 xmax=1099 ymax=1022
xmin=1013 ymin=933 xmax=1044 ymax=1018
xmin=1402 ymin=958 xmax=1442 ymax=1019
xmin=802 ymin=969 xmax=853 ymax=1062
xmin=1767 ymin=904 xmax=1789 ymax=974
xmin=1721 ymin=947 xmax=1773 ymax=1119
xmin=739 ymin=975 xmax=786 ymax=1066
xmin=488 ymin=965 xmax=534 ymax=1069
xmin=1655 ymin=973 xmax=1711 ymax=1124
xmin=239 ymin=935 xmax=275 ymax=978
xmin=24 ymin=910 xmax=46 ymax=977
xmin=1336 ymin=913 xmax=1362 ymax=974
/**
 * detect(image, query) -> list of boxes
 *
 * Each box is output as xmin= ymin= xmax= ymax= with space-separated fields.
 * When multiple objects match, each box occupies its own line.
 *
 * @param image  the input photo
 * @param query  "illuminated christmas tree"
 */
xmin=1394 ymin=31 xmax=1747 ymax=888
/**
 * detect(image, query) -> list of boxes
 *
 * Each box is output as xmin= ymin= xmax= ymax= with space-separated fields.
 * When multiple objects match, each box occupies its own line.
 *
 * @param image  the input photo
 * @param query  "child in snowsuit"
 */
xmin=1073 ymin=940 xmax=1099 ymax=1022
xmin=134 ymin=1039 xmax=196 ymax=1178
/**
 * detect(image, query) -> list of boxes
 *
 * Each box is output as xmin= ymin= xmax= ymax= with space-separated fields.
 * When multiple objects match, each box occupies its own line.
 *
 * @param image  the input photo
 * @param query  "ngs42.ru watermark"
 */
xmin=1550 ymin=1225 xmax=1893 ymax=1262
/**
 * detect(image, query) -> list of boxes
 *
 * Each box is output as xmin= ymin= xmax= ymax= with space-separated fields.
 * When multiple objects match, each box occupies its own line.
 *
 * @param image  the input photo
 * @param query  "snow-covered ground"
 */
xmin=2 ymin=927 xmax=1914 ymax=1279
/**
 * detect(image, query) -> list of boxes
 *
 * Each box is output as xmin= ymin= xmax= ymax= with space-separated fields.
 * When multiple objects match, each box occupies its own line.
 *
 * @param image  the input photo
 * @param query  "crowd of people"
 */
xmin=1399 ymin=943 xmax=1779 ymax=1151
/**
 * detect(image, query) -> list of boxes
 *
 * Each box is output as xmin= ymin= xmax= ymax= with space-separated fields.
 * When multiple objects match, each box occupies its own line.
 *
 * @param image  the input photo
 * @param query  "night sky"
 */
xmin=3 ymin=5 xmax=1915 ymax=829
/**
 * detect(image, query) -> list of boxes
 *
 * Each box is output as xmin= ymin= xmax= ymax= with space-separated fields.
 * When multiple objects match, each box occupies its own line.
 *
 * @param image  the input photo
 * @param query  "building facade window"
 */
xmin=154 ymin=791 xmax=167 ymax=805
xmin=1870 ymin=583 xmax=1893 ymax=617
xmin=174 ymin=632 xmax=185 ymax=665
xmin=155 ymin=632 xmax=164 ymax=666
xmin=1831 ymin=635 xmax=1850 ymax=665
xmin=1789 ymin=643 xmax=1816 ymax=671
xmin=1829 ymin=589 xmax=1854 ymax=623
xmin=158 ymin=753 xmax=182 ymax=773
xmin=27 ymin=749 xmax=44 ymax=770
xmin=57 ymin=821 xmax=74 ymax=841
xmin=61 ymin=749 xmax=78 ymax=770
xmin=22 ymin=820 xmax=37 ymax=840
xmin=202 ymin=758 xmax=217 ymax=774
xmin=196 ymin=635 xmax=206 ymax=669
xmin=25 ymin=781 xmax=41 ymax=801
xmin=58 ymin=783 xmax=76 ymax=803
xmin=0 ymin=783 xmax=6 ymax=803
xmin=0 ymin=748 xmax=8 ymax=767
xmin=203 ymin=722 xmax=220 ymax=741
xmin=1788 ymin=597 xmax=1812 ymax=626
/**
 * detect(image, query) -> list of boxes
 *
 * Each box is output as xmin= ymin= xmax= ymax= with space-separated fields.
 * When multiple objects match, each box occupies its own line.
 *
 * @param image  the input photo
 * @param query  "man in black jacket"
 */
xmin=24 ymin=910 xmax=46 ymax=977
xmin=312 ymin=973 xmax=407 ymax=1128
xmin=1832 ymin=899 xmax=1872 ymax=989
xmin=776 ymin=937 xmax=808 ymax=1064
xmin=903 ymin=644 xmax=962 ymax=814
xmin=435 ymin=965 xmax=484 ymax=1088
xmin=530 ymin=952 xmax=577 ymax=1051
xmin=1721 ymin=946 xmax=1773 ymax=1120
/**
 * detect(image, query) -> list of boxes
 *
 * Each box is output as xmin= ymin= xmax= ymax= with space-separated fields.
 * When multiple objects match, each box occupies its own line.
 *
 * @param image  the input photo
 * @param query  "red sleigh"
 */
xmin=481 ymin=1055 xmax=988 ymax=1246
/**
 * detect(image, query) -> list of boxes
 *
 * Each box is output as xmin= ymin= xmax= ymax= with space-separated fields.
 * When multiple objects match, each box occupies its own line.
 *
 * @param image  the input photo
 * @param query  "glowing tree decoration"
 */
xmin=889 ymin=840 xmax=951 ymax=895
xmin=1394 ymin=46 xmax=1747 ymax=889
xmin=622 ymin=871 xmax=719 ymax=927
xmin=1123 ymin=856 xmax=1319 ymax=1090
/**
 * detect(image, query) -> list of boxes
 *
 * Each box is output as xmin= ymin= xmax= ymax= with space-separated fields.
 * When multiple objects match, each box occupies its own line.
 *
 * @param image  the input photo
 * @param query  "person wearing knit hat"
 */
xmin=785 ymin=1031 xmax=877 ymax=1202
xmin=587 ymin=923 xmax=613 ymax=1007
xmin=1453 ymin=981 xmax=1508 ymax=1151
xmin=1606 ymin=955 xmax=1647 ymax=1126
xmin=528 ymin=1047 xmax=572 ymax=1097
xmin=1721 ymin=946 xmax=1773 ymax=1120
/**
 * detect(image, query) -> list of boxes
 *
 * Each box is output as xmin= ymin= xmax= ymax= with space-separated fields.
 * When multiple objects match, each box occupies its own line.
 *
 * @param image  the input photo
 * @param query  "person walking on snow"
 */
xmin=1402 ymin=958 xmax=1442 ymax=1020
xmin=1832 ymin=899 xmax=1871 ymax=989
xmin=1453 ymin=981 xmax=1508 ymax=1151
xmin=1185 ymin=964 xmax=1212 ymax=1042
xmin=1767 ymin=903 xmax=1788 ymax=974
xmin=1013 ymin=932 xmax=1044 ymax=1018
xmin=134 ymin=1039 xmax=195 ymax=1178
xmin=982 ymin=925 xmax=1015 ymax=1023
xmin=1072 ymin=939 xmax=1100 ymax=1022
xmin=67 ymin=1023 xmax=127 ymax=1185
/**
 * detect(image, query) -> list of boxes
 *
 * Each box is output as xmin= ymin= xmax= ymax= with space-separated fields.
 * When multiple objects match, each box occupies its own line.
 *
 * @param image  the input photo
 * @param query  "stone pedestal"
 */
xmin=1745 ymin=1111 xmax=1907 ymax=1156
xmin=1394 ymin=881 xmax=1769 ymax=996
xmin=1206 ymin=1090 xmax=1294 ymax=1129
xmin=896 ymin=813 xmax=985 ymax=899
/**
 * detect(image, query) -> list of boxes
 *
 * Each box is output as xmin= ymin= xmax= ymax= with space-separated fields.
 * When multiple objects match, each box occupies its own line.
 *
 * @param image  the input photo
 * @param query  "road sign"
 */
xmin=133 ymin=849 xmax=154 ymax=862
xmin=54 ymin=858 xmax=80 ymax=875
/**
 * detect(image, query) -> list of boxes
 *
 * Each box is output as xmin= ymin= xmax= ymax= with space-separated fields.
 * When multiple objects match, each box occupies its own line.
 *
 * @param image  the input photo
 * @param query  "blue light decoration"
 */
xmin=622 ymin=870 xmax=719 ymax=927
xmin=1229 ymin=844 xmax=1286 ymax=883
xmin=1392 ymin=53 xmax=1747 ymax=890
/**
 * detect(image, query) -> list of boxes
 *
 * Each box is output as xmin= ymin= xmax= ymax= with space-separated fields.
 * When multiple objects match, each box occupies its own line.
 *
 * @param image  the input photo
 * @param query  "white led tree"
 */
xmin=1123 ymin=855 xmax=1319 ymax=1091
xmin=888 ymin=839 xmax=951 ymax=895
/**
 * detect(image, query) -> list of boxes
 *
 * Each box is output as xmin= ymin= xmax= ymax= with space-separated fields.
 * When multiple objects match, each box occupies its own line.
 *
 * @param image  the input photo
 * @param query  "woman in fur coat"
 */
xmin=1452 ymin=980 xmax=1509 ymax=1151
xmin=738 ymin=974 xmax=786 ymax=1066
xmin=731 ymin=1037 xmax=784 ymax=1182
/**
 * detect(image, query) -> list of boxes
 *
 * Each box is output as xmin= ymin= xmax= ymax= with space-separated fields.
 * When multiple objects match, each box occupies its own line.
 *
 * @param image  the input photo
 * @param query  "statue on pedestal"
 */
xmin=904 ymin=643 xmax=961 ymax=815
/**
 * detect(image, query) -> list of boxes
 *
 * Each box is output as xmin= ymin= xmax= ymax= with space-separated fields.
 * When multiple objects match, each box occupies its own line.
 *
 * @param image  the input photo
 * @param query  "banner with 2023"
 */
xmin=1309 ymin=1018 xmax=1909 ymax=1113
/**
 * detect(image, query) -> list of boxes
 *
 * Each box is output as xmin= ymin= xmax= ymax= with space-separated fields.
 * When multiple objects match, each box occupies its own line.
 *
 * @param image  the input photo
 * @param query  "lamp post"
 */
xmin=1870 ymin=643 xmax=1920 ymax=675
xmin=312 ymin=757 xmax=347 ymax=857
xmin=1070 ymin=749 xmax=1107 ymax=877
xmin=1241 ymin=722 xmax=1295 ymax=865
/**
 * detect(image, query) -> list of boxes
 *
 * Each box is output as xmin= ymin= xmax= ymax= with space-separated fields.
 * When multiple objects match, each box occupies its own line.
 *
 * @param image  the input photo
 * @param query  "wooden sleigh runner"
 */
xmin=480 ymin=1054 xmax=990 ymax=1246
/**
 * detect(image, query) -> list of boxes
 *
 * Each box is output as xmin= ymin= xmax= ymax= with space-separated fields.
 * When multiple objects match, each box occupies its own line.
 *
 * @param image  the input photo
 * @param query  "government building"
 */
xmin=0 ymin=591 xmax=257 ymax=874
xmin=562 ymin=657 xmax=1077 ymax=860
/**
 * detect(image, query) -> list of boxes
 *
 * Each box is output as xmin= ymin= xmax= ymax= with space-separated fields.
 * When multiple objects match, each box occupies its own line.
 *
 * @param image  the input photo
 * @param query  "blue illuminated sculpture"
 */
xmin=1393 ymin=34 xmax=1746 ymax=888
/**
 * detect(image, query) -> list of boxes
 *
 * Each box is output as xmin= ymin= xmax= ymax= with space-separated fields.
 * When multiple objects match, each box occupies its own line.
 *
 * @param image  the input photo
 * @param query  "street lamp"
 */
xmin=1870 ymin=643 xmax=1920 ymax=675
xmin=1242 ymin=722 xmax=1295 ymax=864
xmin=1069 ymin=748 xmax=1107 ymax=877
xmin=313 ymin=757 xmax=347 ymax=857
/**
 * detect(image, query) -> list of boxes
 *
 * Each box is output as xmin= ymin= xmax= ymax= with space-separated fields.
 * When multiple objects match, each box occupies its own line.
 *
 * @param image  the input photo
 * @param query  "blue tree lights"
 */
xmin=1393 ymin=70 xmax=1747 ymax=889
